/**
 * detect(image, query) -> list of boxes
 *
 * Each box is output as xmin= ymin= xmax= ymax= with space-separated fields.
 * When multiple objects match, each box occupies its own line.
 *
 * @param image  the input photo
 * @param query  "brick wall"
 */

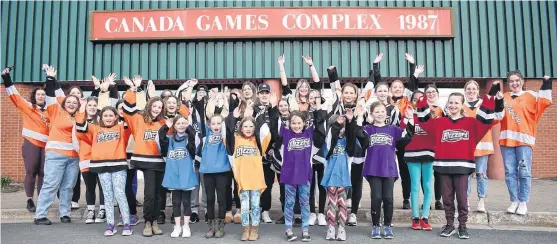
xmin=1 ymin=81 xmax=556 ymax=182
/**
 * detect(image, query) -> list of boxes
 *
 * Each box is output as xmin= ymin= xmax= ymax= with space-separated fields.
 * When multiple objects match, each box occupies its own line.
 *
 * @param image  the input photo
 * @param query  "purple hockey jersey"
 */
xmin=362 ymin=125 xmax=404 ymax=178
xmin=279 ymin=126 xmax=314 ymax=185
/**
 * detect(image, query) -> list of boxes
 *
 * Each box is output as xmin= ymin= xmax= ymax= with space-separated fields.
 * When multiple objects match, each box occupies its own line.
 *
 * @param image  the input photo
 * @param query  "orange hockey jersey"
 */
xmin=464 ymin=99 xmax=496 ymax=157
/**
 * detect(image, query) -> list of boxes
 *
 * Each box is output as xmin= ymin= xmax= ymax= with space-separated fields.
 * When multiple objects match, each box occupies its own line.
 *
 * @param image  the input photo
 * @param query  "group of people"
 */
xmin=2 ymin=52 xmax=552 ymax=240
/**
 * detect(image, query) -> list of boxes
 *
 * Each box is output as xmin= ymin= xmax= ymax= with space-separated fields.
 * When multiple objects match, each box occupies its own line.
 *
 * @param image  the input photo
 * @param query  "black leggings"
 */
xmin=125 ymin=169 xmax=137 ymax=215
xmin=348 ymin=163 xmax=363 ymax=214
xmin=82 ymin=171 xmax=104 ymax=207
xmin=142 ymin=169 xmax=164 ymax=222
xmin=204 ymin=172 xmax=229 ymax=220
xmin=72 ymin=171 xmax=81 ymax=202
xmin=310 ymin=164 xmax=326 ymax=214
xmin=172 ymin=190 xmax=192 ymax=217
xmin=226 ymin=171 xmax=241 ymax=211
xmin=366 ymin=176 xmax=395 ymax=226
xmin=396 ymin=149 xmax=411 ymax=200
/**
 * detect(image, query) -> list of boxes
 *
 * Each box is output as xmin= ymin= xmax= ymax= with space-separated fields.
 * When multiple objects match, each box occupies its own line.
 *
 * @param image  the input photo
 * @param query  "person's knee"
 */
xmin=518 ymin=160 xmax=532 ymax=178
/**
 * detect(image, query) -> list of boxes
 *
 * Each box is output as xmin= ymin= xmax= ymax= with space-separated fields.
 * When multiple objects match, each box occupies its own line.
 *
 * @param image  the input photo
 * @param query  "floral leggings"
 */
xmin=326 ymin=187 xmax=348 ymax=228
xmin=98 ymin=170 xmax=129 ymax=226
xmin=284 ymin=182 xmax=311 ymax=230
xmin=240 ymin=190 xmax=261 ymax=227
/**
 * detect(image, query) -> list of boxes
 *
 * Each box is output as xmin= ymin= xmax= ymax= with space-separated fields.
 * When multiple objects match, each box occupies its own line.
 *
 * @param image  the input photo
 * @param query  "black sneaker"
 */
xmin=275 ymin=216 xmax=285 ymax=224
xmin=170 ymin=214 xmax=175 ymax=224
xmin=301 ymin=229 xmax=311 ymax=242
xmin=60 ymin=216 xmax=72 ymax=223
xmin=458 ymin=226 xmax=469 ymax=239
xmin=285 ymin=229 xmax=297 ymax=242
xmin=157 ymin=211 xmax=166 ymax=224
xmin=26 ymin=199 xmax=36 ymax=213
xmin=440 ymin=225 xmax=456 ymax=237
xmin=190 ymin=212 xmax=200 ymax=223
xmin=402 ymin=199 xmax=410 ymax=209
xmin=435 ymin=200 xmax=444 ymax=210
xmin=34 ymin=217 xmax=51 ymax=225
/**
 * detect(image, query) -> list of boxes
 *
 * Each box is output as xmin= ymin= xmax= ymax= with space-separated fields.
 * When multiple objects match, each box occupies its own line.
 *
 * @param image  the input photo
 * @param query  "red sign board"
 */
xmin=90 ymin=7 xmax=454 ymax=41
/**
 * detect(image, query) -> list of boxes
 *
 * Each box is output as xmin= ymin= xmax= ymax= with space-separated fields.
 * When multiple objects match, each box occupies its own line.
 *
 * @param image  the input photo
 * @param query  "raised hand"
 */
xmin=328 ymin=65 xmax=335 ymax=70
xmin=233 ymin=107 xmax=241 ymax=118
xmin=122 ymin=76 xmax=134 ymax=90
xmin=337 ymin=114 xmax=346 ymax=125
xmin=2 ymin=67 xmax=10 ymax=75
xmin=190 ymin=78 xmax=198 ymax=88
xmin=45 ymin=65 xmax=57 ymax=77
xmin=244 ymin=101 xmax=254 ymax=117
xmin=106 ymin=73 xmax=117 ymax=86
xmin=278 ymin=54 xmax=285 ymax=65
xmin=147 ymin=80 xmax=156 ymax=97
xmin=209 ymin=88 xmax=219 ymax=100
xmin=373 ymin=53 xmax=384 ymax=64
xmin=405 ymin=106 xmax=415 ymax=118
xmin=165 ymin=118 xmax=173 ymax=128
xmin=270 ymin=92 xmax=278 ymax=107
xmin=92 ymin=76 xmax=101 ymax=89
xmin=405 ymin=53 xmax=415 ymax=64
xmin=100 ymin=78 xmax=110 ymax=92
xmin=224 ymin=86 xmax=230 ymax=100
xmin=132 ymin=75 xmax=143 ymax=88
xmin=178 ymin=80 xmax=190 ymax=91
xmin=345 ymin=109 xmax=354 ymax=121
xmin=543 ymin=75 xmax=550 ymax=80
xmin=302 ymin=55 xmax=313 ymax=66
xmin=414 ymin=64 xmax=425 ymax=77
xmin=42 ymin=64 xmax=49 ymax=72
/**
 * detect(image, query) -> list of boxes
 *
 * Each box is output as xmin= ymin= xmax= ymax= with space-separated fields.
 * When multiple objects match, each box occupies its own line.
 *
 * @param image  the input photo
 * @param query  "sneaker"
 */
xmin=130 ymin=215 xmax=140 ymax=226
xmin=286 ymin=229 xmax=297 ymax=242
xmin=204 ymin=213 xmax=208 ymax=224
xmin=309 ymin=213 xmax=317 ymax=226
xmin=182 ymin=225 xmax=191 ymax=238
xmin=34 ymin=217 xmax=52 ymax=225
xmin=411 ymin=218 xmax=421 ymax=230
xmin=458 ymin=226 xmax=469 ymax=239
xmin=171 ymin=215 xmax=176 ymax=224
xmin=294 ymin=217 xmax=302 ymax=225
xmin=104 ymin=224 xmax=117 ymax=236
xmin=420 ymin=218 xmax=432 ymax=231
xmin=166 ymin=193 xmax=172 ymax=207
xmin=440 ymin=225 xmax=456 ymax=237
xmin=516 ymin=202 xmax=528 ymax=215
xmin=402 ymin=199 xmax=410 ymax=209
xmin=85 ymin=210 xmax=95 ymax=224
xmin=301 ymin=229 xmax=311 ymax=242
xmin=26 ymin=199 xmax=36 ymax=212
xmin=383 ymin=226 xmax=394 ymax=239
xmin=262 ymin=211 xmax=272 ymax=223
xmin=122 ymin=225 xmax=133 ymax=236
xmin=170 ymin=225 xmax=182 ymax=238
xmin=157 ymin=212 xmax=166 ymax=224
xmin=143 ymin=221 xmax=153 ymax=237
xmin=477 ymin=198 xmax=486 ymax=213
xmin=371 ymin=225 xmax=381 ymax=239
xmin=347 ymin=199 xmax=352 ymax=208
xmin=507 ymin=202 xmax=519 ymax=214
xmin=214 ymin=219 xmax=225 ymax=238
xmin=95 ymin=209 xmax=106 ymax=223
xmin=225 ymin=212 xmax=233 ymax=223
xmin=435 ymin=200 xmax=444 ymax=210
xmin=60 ymin=216 xmax=71 ymax=223
xmin=326 ymin=226 xmax=336 ymax=240
xmin=347 ymin=213 xmax=357 ymax=226
xmin=152 ymin=221 xmax=163 ymax=235
xmin=190 ymin=212 xmax=200 ymax=223
xmin=71 ymin=201 xmax=80 ymax=209
xmin=336 ymin=226 xmax=346 ymax=241
xmin=275 ymin=216 xmax=285 ymax=224
xmin=317 ymin=213 xmax=326 ymax=226
xmin=233 ymin=212 xmax=241 ymax=224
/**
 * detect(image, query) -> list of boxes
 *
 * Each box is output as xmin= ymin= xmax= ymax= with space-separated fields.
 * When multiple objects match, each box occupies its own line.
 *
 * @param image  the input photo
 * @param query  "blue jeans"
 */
xmin=467 ymin=156 xmax=489 ymax=198
xmin=35 ymin=151 xmax=79 ymax=219
xmin=501 ymin=146 xmax=532 ymax=202
xmin=407 ymin=162 xmax=433 ymax=219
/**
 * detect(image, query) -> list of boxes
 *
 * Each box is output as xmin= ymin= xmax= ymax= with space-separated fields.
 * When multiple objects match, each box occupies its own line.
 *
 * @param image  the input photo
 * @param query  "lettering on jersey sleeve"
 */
xmin=287 ymin=138 xmax=311 ymax=151
xmin=208 ymin=133 xmax=222 ymax=144
xmin=168 ymin=147 xmax=187 ymax=160
xmin=332 ymin=144 xmax=346 ymax=156
xmin=369 ymin=133 xmax=393 ymax=146
xmin=235 ymin=146 xmax=258 ymax=158
xmin=441 ymin=129 xmax=470 ymax=142
xmin=143 ymin=130 xmax=159 ymax=140
xmin=97 ymin=131 xmax=121 ymax=143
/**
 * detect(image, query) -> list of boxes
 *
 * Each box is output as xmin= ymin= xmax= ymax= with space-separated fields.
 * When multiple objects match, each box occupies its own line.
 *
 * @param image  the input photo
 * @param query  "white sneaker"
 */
xmin=476 ymin=198 xmax=486 ymax=213
xmin=516 ymin=202 xmax=528 ymax=215
xmin=95 ymin=209 xmax=106 ymax=223
xmin=347 ymin=213 xmax=357 ymax=226
xmin=507 ymin=202 xmax=519 ymax=214
xmin=261 ymin=211 xmax=272 ymax=223
xmin=166 ymin=193 xmax=172 ymax=207
xmin=347 ymin=199 xmax=352 ymax=208
xmin=85 ymin=210 xmax=95 ymax=224
xmin=317 ymin=213 xmax=327 ymax=226
xmin=326 ymin=226 xmax=336 ymax=240
xmin=309 ymin=213 xmax=317 ymax=226
xmin=182 ymin=225 xmax=191 ymax=237
xmin=71 ymin=201 xmax=80 ymax=209
xmin=337 ymin=226 xmax=346 ymax=241
xmin=170 ymin=225 xmax=182 ymax=238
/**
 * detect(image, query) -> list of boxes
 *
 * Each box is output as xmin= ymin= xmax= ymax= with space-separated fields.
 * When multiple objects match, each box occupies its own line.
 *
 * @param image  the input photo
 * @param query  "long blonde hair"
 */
xmin=464 ymin=80 xmax=481 ymax=100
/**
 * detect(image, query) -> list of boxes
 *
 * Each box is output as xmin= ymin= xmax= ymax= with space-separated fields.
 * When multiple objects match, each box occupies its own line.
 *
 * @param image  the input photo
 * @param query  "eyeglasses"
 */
xmin=426 ymin=91 xmax=437 ymax=95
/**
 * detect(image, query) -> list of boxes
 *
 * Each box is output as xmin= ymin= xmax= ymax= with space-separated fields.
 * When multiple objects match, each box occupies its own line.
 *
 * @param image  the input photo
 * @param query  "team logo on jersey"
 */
xmin=208 ymin=133 xmax=222 ymax=144
xmin=97 ymin=131 xmax=121 ymax=143
xmin=441 ymin=129 xmax=469 ymax=142
xmin=287 ymin=138 xmax=311 ymax=151
xmin=168 ymin=147 xmax=187 ymax=160
xmin=143 ymin=130 xmax=158 ymax=140
xmin=332 ymin=145 xmax=346 ymax=155
xmin=505 ymin=102 xmax=521 ymax=124
xmin=369 ymin=133 xmax=393 ymax=146
xmin=192 ymin=123 xmax=201 ymax=133
xmin=414 ymin=124 xmax=426 ymax=135
xmin=235 ymin=146 xmax=258 ymax=158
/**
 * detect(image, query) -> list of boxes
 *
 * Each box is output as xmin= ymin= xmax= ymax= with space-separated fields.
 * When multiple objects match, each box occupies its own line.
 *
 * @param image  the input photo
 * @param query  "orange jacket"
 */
xmin=464 ymin=99 xmax=496 ymax=157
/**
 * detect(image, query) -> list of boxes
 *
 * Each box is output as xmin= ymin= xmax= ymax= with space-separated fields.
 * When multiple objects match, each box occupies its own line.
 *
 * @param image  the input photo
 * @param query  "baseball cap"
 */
xmin=258 ymin=83 xmax=271 ymax=93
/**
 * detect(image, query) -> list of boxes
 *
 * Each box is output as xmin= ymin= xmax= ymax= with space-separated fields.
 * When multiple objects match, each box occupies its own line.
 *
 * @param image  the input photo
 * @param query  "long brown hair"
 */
xmin=170 ymin=115 xmax=189 ymax=138
xmin=239 ymin=81 xmax=258 ymax=113
xmin=375 ymin=82 xmax=393 ymax=104
xmin=341 ymin=82 xmax=359 ymax=104
xmin=142 ymin=97 xmax=165 ymax=123
xmin=29 ymin=87 xmax=46 ymax=110
xmin=99 ymin=106 xmax=119 ymax=128
xmin=163 ymin=95 xmax=180 ymax=116
xmin=238 ymin=116 xmax=256 ymax=138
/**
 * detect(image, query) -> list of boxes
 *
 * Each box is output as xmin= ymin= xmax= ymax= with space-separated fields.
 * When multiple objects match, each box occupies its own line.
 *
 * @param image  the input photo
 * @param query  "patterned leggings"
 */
xmin=326 ymin=187 xmax=348 ymax=228
xmin=240 ymin=190 xmax=261 ymax=227
xmin=98 ymin=170 xmax=129 ymax=226
xmin=284 ymin=182 xmax=310 ymax=230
